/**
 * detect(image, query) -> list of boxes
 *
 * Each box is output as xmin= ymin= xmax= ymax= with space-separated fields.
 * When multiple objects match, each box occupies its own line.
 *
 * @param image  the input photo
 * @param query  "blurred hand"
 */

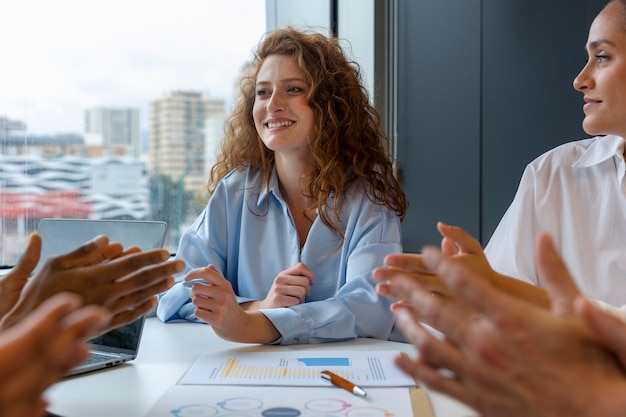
xmin=390 ymin=234 xmax=626 ymax=417
xmin=374 ymin=222 xmax=497 ymax=314
xmin=1 ymin=235 xmax=185 ymax=332
xmin=0 ymin=293 xmax=109 ymax=417
xmin=0 ymin=233 xmax=123 ymax=320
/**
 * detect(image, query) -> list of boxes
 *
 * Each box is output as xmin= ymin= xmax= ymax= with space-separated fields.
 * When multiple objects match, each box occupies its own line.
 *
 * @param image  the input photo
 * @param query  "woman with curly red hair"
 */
xmin=157 ymin=27 xmax=408 ymax=344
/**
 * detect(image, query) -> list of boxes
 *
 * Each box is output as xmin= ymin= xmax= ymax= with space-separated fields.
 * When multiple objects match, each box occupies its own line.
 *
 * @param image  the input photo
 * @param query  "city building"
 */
xmin=149 ymin=91 xmax=225 ymax=192
xmin=85 ymin=107 xmax=141 ymax=157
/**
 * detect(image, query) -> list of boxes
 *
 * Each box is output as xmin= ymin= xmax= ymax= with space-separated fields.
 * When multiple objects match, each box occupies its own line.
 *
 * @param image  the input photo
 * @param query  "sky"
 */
xmin=0 ymin=0 xmax=267 ymax=135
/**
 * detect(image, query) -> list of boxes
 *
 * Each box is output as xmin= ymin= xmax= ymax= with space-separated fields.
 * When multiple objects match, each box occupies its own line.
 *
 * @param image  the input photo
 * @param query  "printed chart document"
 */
xmin=178 ymin=350 xmax=416 ymax=387
xmin=144 ymin=385 xmax=415 ymax=417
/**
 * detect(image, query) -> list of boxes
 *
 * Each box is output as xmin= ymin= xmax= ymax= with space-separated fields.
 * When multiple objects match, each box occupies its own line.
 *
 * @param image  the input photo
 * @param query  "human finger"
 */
xmin=282 ymin=263 xmax=314 ymax=283
xmin=390 ymin=277 xmax=477 ymax=348
xmin=440 ymin=236 xmax=458 ymax=256
xmin=374 ymin=265 xmax=450 ymax=300
xmin=381 ymin=253 xmax=430 ymax=274
xmin=51 ymin=235 xmax=110 ymax=270
xmin=109 ymin=259 xmax=183 ymax=298
xmin=9 ymin=233 xmax=42 ymax=281
xmin=195 ymin=265 xmax=229 ymax=286
xmin=393 ymin=307 xmax=468 ymax=399
xmin=275 ymin=273 xmax=311 ymax=291
xmin=184 ymin=265 xmax=217 ymax=282
xmin=117 ymin=245 xmax=142 ymax=258
xmin=395 ymin=354 xmax=469 ymax=407
xmin=105 ymin=298 xmax=159 ymax=330
xmin=535 ymin=233 xmax=581 ymax=315
xmin=421 ymin=245 xmax=520 ymax=321
xmin=92 ymin=249 xmax=174 ymax=286
xmin=575 ymin=296 xmax=626 ymax=368
xmin=436 ymin=222 xmax=483 ymax=255
xmin=78 ymin=242 xmax=125 ymax=267
xmin=106 ymin=276 xmax=174 ymax=317
xmin=100 ymin=242 xmax=124 ymax=261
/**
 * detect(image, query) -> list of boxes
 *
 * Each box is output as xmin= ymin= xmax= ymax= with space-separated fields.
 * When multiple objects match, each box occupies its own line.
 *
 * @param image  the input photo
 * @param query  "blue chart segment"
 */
xmin=296 ymin=357 xmax=350 ymax=367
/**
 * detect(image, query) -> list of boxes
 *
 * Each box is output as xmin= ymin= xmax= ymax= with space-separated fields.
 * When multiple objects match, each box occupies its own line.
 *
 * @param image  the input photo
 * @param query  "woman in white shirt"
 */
xmin=377 ymin=0 xmax=626 ymax=318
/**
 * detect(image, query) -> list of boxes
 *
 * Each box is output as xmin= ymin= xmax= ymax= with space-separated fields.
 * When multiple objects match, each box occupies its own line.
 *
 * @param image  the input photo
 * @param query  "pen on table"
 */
xmin=320 ymin=370 xmax=367 ymax=397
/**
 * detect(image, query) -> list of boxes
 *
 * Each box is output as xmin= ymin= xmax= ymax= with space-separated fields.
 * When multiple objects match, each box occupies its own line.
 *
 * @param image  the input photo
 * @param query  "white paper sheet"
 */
xmin=178 ymin=350 xmax=416 ymax=387
xmin=144 ymin=385 xmax=415 ymax=417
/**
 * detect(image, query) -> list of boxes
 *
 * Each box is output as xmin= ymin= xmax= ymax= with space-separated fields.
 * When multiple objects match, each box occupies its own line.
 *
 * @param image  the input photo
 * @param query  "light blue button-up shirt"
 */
xmin=157 ymin=168 xmax=405 ymax=344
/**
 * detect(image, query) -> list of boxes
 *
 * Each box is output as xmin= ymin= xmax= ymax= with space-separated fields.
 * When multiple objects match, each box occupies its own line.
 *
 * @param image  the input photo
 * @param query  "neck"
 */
xmin=274 ymin=153 xmax=313 ymax=198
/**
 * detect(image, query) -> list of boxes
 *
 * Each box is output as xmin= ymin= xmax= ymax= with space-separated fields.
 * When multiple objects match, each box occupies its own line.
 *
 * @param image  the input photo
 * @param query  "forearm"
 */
xmin=247 ymin=312 xmax=281 ymax=344
xmin=212 ymin=311 xmax=281 ymax=344
xmin=240 ymin=300 xmax=263 ymax=311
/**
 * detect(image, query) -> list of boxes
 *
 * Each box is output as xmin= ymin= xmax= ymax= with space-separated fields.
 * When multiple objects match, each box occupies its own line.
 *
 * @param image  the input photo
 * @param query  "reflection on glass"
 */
xmin=0 ymin=0 xmax=266 ymax=264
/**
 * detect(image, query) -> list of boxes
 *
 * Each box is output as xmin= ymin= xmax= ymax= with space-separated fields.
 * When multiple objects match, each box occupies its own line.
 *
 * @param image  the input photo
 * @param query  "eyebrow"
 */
xmin=256 ymin=77 xmax=307 ymax=85
xmin=587 ymin=39 xmax=615 ymax=50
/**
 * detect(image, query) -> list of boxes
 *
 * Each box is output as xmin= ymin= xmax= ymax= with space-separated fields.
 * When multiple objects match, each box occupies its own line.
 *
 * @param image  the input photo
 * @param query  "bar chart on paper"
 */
xmin=221 ymin=355 xmax=358 ymax=380
xmin=179 ymin=350 xmax=417 ymax=387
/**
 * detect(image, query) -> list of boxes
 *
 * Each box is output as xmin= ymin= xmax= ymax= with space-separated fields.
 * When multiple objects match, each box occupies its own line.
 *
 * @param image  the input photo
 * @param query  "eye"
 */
xmin=287 ymin=86 xmax=304 ymax=94
xmin=595 ymin=54 xmax=608 ymax=63
xmin=256 ymin=88 xmax=268 ymax=97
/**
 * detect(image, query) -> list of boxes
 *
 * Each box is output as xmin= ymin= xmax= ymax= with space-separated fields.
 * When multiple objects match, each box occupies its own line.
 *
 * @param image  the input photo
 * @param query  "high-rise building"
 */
xmin=149 ymin=91 xmax=225 ymax=192
xmin=85 ymin=107 xmax=140 ymax=157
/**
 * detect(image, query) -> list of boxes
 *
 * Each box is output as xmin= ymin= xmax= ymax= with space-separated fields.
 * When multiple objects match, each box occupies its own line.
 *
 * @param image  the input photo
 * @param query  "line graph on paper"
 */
xmin=179 ymin=350 xmax=417 ymax=387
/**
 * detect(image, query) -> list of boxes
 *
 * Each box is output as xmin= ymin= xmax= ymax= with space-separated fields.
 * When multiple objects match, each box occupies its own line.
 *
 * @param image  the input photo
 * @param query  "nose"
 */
xmin=267 ymin=91 xmax=285 ymax=112
xmin=573 ymin=62 xmax=593 ymax=92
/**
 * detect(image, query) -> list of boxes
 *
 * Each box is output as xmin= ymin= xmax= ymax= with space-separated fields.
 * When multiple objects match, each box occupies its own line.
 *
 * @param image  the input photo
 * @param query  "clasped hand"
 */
xmin=184 ymin=263 xmax=312 ymax=344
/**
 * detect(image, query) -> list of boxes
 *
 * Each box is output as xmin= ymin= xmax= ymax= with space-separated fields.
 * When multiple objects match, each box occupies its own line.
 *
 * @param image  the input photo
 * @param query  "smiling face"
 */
xmin=252 ymin=54 xmax=315 ymax=161
xmin=573 ymin=1 xmax=626 ymax=138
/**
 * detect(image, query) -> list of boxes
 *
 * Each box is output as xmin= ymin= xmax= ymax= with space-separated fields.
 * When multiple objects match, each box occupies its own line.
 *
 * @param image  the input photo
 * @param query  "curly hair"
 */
xmin=205 ymin=27 xmax=407 ymax=240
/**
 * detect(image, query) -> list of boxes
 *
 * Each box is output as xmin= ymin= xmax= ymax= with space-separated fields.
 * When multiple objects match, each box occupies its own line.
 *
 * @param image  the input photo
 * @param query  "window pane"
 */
xmin=0 ymin=0 xmax=266 ymax=264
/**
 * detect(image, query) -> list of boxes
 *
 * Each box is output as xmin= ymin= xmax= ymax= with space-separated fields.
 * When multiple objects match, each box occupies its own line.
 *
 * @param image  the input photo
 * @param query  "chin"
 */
xmin=582 ymin=121 xmax=605 ymax=137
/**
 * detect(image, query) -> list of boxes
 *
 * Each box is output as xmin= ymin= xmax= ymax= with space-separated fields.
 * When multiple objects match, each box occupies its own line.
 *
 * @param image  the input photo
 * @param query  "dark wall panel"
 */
xmin=396 ymin=0 xmax=606 ymax=251
xmin=480 ymin=0 xmax=589 ymax=242
xmin=397 ymin=0 xmax=481 ymax=252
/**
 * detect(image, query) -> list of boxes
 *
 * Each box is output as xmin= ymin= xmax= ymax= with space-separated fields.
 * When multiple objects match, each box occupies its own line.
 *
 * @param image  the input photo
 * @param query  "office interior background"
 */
xmin=0 ymin=0 xmax=609 ymax=264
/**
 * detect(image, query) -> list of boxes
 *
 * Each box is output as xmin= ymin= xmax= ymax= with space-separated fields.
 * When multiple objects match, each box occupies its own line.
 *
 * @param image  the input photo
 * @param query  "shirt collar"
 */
xmin=572 ymin=135 xmax=626 ymax=168
xmin=255 ymin=167 xmax=281 ymax=206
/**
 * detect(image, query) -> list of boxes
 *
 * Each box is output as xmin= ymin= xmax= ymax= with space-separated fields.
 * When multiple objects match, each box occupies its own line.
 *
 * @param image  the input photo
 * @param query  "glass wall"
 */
xmin=1 ymin=0 xmax=386 ymax=265
xmin=0 ymin=0 xmax=267 ymax=263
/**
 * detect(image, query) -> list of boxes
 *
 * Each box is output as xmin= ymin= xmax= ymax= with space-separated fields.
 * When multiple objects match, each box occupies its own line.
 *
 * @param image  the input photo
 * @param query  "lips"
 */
xmin=583 ymin=97 xmax=601 ymax=111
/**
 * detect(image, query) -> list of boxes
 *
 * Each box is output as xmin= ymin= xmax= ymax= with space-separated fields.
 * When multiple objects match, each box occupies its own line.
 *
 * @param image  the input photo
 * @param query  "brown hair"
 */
xmin=205 ymin=27 xmax=407 ymax=240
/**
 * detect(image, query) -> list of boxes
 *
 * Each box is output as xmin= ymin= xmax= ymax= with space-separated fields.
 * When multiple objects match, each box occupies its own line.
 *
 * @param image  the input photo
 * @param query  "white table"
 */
xmin=46 ymin=318 xmax=477 ymax=417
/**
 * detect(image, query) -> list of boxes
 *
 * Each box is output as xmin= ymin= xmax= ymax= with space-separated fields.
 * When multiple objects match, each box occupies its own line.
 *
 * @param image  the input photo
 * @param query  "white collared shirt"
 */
xmin=485 ymin=135 xmax=626 ymax=315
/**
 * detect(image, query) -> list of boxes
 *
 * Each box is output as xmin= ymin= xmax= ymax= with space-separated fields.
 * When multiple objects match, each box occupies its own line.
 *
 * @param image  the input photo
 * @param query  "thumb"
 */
xmin=10 ymin=233 xmax=42 ymax=281
xmin=535 ymin=233 xmax=580 ymax=314
xmin=437 ymin=222 xmax=483 ymax=255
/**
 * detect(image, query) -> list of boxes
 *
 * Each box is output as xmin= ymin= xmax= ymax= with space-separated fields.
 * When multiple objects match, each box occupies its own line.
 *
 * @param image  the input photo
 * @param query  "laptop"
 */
xmin=36 ymin=218 xmax=168 ymax=376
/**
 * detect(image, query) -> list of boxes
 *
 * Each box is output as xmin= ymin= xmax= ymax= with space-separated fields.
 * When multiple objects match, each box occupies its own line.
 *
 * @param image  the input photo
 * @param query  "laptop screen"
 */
xmin=36 ymin=218 xmax=168 ymax=273
xmin=89 ymin=317 xmax=144 ymax=353
xmin=36 ymin=218 xmax=167 ymax=354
